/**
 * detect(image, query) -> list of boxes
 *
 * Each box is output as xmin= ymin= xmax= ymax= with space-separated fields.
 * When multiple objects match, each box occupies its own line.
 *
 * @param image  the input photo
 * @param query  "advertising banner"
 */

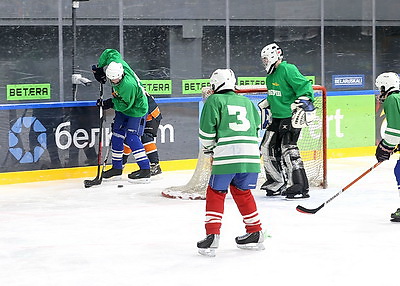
xmin=332 ymin=75 xmax=365 ymax=89
xmin=325 ymin=94 xmax=375 ymax=148
xmin=0 ymin=102 xmax=199 ymax=173
xmin=0 ymin=92 xmax=379 ymax=174
xmin=7 ymin=83 xmax=51 ymax=101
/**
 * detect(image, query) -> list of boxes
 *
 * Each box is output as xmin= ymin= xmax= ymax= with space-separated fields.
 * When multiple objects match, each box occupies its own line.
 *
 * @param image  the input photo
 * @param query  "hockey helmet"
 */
xmin=375 ymin=72 xmax=400 ymax=103
xmin=261 ymin=43 xmax=283 ymax=74
xmin=210 ymin=69 xmax=236 ymax=93
xmin=106 ymin=62 xmax=124 ymax=81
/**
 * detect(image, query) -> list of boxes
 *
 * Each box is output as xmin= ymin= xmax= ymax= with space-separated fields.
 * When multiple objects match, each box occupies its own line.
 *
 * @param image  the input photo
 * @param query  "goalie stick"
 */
xmin=84 ymin=83 xmax=107 ymax=188
xmin=297 ymin=148 xmax=399 ymax=214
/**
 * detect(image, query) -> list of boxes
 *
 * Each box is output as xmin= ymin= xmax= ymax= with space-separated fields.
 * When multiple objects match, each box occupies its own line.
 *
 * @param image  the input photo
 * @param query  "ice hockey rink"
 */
xmin=0 ymin=156 xmax=399 ymax=286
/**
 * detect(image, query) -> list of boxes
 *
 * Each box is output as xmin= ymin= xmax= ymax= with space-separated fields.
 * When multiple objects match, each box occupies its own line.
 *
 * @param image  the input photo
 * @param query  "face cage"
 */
xmin=376 ymin=92 xmax=387 ymax=103
xmin=261 ymin=57 xmax=270 ymax=69
xmin=109 ymin=73 xmax=124 ymax=85
xmin=376 ymin=86 xmax=397 ymax=103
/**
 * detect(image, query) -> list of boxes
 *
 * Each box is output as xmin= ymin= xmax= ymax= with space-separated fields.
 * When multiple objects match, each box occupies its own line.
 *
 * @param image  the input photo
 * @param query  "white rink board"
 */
xmin=0 ymin=156 xmax=399 ymax=286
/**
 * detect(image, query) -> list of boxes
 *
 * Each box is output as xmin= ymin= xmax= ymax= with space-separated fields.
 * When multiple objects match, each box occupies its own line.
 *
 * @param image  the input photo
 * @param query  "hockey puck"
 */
xmin=117 ymin=184 xmax=124 ymax=188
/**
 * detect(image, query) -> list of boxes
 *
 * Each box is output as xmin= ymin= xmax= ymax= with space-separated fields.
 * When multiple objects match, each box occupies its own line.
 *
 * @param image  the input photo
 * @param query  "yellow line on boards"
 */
xmin=0 ymin=159 xmax=197 ymax=185
xmin=0 ymin=146 xmax=376 ymax=185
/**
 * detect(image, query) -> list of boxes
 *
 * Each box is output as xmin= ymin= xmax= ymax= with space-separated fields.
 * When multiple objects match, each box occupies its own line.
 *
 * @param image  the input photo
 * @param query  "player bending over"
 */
xmin=92 ymin=49 xmax=151 ymax=183
xmin=375 ymin=72 xmax=400 ymax=222
xmin=197 ymin=69 xmax=264 ymax=257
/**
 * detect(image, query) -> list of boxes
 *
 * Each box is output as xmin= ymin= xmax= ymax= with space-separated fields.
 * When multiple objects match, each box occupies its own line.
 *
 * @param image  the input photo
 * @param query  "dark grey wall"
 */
xmin=0 ymin=0 xmax=399 ymax=103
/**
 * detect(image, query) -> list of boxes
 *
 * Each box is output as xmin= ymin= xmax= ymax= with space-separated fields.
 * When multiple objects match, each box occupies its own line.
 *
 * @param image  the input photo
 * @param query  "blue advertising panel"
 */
xmin=332 ymin=74 xmax=365 ymax=88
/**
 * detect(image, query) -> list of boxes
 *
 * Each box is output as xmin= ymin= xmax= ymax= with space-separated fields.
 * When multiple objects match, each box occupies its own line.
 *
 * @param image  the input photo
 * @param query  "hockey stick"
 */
xmin=84 ymin=139 xmax=112 ymax=188
xmin=84 ymin=83 xmax=105 ymax=188
xmin=296 ymin=147 xmax=399 ymax=214
xmin=296 ymin=161 xmax=383 ymax=214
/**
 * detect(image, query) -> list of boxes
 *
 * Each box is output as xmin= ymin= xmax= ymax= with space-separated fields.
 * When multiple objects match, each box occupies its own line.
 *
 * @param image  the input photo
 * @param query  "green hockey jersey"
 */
xmin=265 ymin=61 xmax=314 ymax=118
xmin=382 ymin=92 xmax=400 ymax=147
xmin=199 ymin=91 xmax=261 ymax=175
xmin=98 ymin=49 xmax=148 ymax=118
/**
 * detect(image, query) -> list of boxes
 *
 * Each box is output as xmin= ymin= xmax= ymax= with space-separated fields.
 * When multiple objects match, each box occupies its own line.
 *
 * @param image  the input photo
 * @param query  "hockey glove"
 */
xmin=291 ymin=96 xmax=316 ymax=128
xmin=258 ymin=98 xmax=272 ymax=129
xmin=375 ymin=140 xmax=395 ymax=162
xmin=96 ymin=98 xmax=114 ymax=110
xmin=92 ymin=65 xmax=107 ymax=84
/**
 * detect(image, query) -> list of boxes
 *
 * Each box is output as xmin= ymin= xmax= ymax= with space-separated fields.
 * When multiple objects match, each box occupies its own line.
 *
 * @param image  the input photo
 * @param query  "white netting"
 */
xmin=161 ymin=151 xmax=211 ymax=200
xmin=161 ymin=85 xmax=326 ymax=200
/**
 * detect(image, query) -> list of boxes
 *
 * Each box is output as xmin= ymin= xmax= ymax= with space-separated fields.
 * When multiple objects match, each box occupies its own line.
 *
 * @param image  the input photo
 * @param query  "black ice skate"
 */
xmin=235 ymin=231 xmax=265 ymax=251
xmin=390 ymin=208 xmax=400 ymax=222
xmin=150 ymin=163 xmax=162 ymax=176
xmin=262 ymin=183 xmax=286 ymax=197
xmin=128 ymin=169 xmax=151 ymax=184
xmin=285 ymin=185 xmax=310 ymax=200
xmin=197 ymin=234 xmax=220 ymax=257
xmin=102 ymin=168 xmax=123 ymax=181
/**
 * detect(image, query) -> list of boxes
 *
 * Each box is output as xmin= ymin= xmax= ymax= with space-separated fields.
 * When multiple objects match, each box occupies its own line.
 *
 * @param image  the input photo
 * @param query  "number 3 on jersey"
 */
xmin=227 ymin=105 xmax=250 ymax=131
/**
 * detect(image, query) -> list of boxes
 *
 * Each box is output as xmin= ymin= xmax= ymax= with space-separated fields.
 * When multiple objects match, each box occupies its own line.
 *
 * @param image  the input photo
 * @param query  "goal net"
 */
xmin=161 ymin=85 xmax=327 ymax=200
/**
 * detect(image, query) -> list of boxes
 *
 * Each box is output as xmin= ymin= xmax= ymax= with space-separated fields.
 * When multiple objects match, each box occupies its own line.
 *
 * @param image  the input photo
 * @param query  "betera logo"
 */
xmin=8 ymin=117 xmax=47 ymax=163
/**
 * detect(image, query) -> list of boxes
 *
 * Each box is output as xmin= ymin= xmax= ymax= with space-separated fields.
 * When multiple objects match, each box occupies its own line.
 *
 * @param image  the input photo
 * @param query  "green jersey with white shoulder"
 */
xmin=383 ymin=92 xmax=400 ymax=147
xmin=199 ymin=91 xmax=261 ymax=175
xmin=265 ymin=61 xmax=314 ymax=118
xmin=98 ymin=49 xmax=148 ymax=118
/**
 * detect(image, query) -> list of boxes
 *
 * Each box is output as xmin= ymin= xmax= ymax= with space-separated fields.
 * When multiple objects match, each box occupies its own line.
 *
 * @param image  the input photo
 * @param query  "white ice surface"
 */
xmin=0 ymin=156 xmax=399 ymax=286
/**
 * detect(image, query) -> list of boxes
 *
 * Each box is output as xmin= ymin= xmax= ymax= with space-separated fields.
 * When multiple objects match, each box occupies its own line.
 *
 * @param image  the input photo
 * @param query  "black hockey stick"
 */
xmin=84 ymin=83 xmax=105 ymax=188
xmin=296 ymin=161 xmax=383 ymax=214
xmin=84 ymin=139 xmax=112 ymax=188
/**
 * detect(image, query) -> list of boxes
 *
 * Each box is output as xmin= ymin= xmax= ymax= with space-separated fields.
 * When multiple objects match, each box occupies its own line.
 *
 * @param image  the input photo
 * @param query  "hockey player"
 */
xmin=374 ymin=72 xmax=400 ymax=222
xmin=258 ymin=42 xmax=315 ymax=199
xmin=92 ymin=49 xmax=151 ymax=183
xmin=122 ymin=91 xmax=163 ymax=177
xmin=197 ymin=69 xmax=264 ymax=257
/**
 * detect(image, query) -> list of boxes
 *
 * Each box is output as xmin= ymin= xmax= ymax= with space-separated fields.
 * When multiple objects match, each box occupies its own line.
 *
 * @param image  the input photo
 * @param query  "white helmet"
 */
xmin=261 ymin=43 xmax=283 ymax=74
xmin=210 ymin=69 xmax=236 ymax=93
xmin=106 ymin=62 xmax=124 ymax=81
xmin=375 ymin=72 xmax=400 ymax=103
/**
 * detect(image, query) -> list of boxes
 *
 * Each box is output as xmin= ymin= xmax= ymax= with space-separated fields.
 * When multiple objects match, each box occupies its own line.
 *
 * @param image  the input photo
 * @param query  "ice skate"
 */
xmin=235 ymin=231 xmax=265 ymax=251
xmin=127 ymin=169 xmax=151 ymax=184
xmin=150 ymin=163 xmax=162 ymax=177
xmin=102 ymin=168 xmax=123 ymax=181
xmin=285 ymin=185 xmax=310 ymax=200
xmin=197 ymin=234 xmax=220 ymax=257
xmin=262 ymin=183 xmax=286 ymax=197
xmin=390 ymin=208 xmax=400 ymax=222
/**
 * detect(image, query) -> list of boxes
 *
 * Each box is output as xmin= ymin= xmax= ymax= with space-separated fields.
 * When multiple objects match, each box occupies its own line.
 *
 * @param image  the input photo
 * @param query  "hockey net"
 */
xmin=161 ymin=85 xmax=327 ymax=200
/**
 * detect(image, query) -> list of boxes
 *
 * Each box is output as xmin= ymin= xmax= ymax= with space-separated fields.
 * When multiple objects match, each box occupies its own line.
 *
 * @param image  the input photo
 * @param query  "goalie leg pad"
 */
xmin=260 ymin=128 xmax=286 ymax=193
xmin=280 ymin=125 xmax=309 ymax=196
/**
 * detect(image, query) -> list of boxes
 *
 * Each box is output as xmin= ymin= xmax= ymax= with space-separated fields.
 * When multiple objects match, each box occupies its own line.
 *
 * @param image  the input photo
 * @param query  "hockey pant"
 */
xmin=205 ymin=184 xmax=262 ymax=235
xmin=123 ymin=116 xmax=161 ymax=164
xmin=111 ymin=111 xmax=150 ymax=170
xmin=395 ymin=159 xmax=400 ymax=195
xmin=260 ymin=117 xmax=309 ymax=193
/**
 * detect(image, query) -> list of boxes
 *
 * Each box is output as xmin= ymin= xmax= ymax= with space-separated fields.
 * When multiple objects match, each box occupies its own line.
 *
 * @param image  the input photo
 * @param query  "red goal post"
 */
xmin=161 ymin=84 xmax=327 ymax=200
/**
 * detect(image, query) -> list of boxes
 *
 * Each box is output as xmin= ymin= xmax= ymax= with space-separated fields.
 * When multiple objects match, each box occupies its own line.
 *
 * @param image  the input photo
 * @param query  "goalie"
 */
xmin=258 ymin=43 xmax=315 ymax=199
